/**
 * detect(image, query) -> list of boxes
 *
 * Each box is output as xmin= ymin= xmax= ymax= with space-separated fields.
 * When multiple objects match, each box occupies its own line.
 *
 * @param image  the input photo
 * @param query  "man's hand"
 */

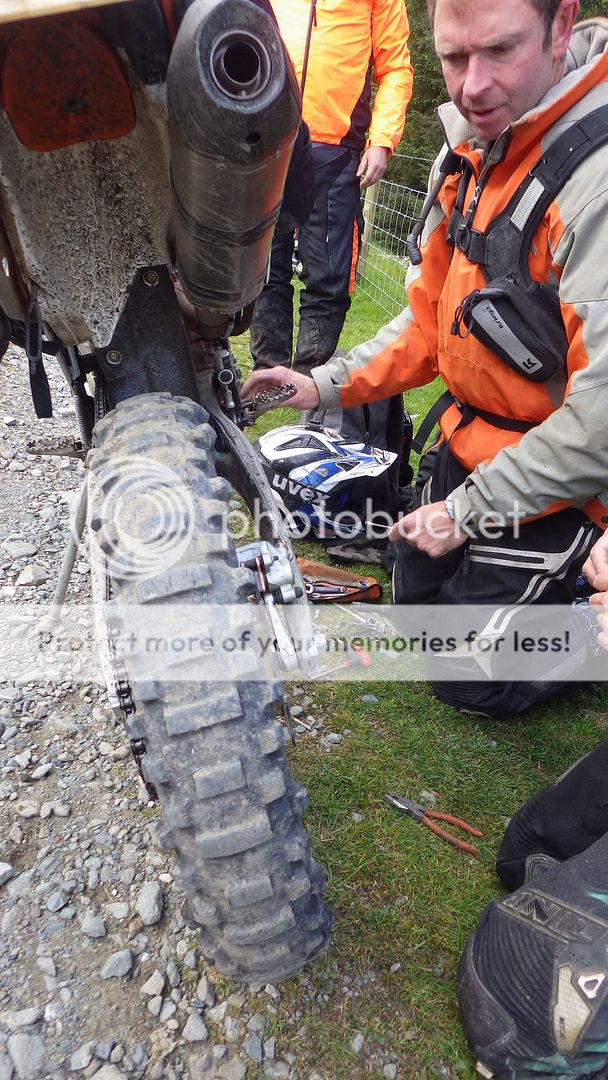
xmin=357 ymin=146 xmax=389 ymax=190
xmin=240 ymin=366 xmax=320 ymax=411
xmin=583 ymin=532 xmax=608 ymax=593
xmin=584 ymin=532 xmax=608 ymax=650
xmin=588 ymin=594 xmax=608 ymax=651
xmin=388 ymin=500 xmax=468 ymax=559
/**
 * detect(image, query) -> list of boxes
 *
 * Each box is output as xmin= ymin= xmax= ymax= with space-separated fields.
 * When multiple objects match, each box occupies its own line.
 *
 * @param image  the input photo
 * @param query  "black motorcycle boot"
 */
xmin=458 ymin=832 xmax=608 ymax=1079
xmin=249 ymin=287 xmax=294 ymax=370
xmin=293 ymin=308 xmax=347 ymax=376
xmin=249 ymin=231 xmax=296 ymax=370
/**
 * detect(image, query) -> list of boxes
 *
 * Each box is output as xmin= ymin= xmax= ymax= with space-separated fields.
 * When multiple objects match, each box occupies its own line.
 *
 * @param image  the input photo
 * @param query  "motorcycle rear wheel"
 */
xmin=87 ymin=392 xmax=331 ymax=982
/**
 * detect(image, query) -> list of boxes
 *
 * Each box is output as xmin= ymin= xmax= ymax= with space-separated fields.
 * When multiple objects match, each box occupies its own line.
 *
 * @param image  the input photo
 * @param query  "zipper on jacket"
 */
xmin=456 ymin=129 xmax=511 ymax=236
xmin=362 ymin=402 xmax=372 ymax=442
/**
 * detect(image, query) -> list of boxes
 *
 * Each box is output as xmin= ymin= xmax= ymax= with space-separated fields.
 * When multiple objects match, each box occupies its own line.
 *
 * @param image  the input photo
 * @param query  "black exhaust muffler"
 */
xmin=167 ymin=0 xmax=301 ymax=332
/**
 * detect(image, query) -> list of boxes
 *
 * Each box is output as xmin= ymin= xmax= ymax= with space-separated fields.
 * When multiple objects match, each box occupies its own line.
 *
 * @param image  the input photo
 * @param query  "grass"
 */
xmin=229 ymin=281 xmax=608 ymax=1078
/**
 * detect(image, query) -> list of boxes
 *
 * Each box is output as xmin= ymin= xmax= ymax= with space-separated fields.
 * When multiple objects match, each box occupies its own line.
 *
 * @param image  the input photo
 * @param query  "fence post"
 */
xmin=357 ymin=181 xmax=379 ymax=281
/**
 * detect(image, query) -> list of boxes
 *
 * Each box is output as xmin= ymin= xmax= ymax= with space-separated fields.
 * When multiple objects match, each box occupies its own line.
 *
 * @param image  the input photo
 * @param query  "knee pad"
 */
xmin=497 ymin=741 xmax=608 ymax=891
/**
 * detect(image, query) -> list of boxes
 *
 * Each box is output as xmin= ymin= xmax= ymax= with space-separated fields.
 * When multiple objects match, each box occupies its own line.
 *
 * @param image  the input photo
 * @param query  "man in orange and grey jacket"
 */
xmin=244 ymin=0 xmax=608 ymax=717
xmin=249 ymin=0 xmax=413 ymax=375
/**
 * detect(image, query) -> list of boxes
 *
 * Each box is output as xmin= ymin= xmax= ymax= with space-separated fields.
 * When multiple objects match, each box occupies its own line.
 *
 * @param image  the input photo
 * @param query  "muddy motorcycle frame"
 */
xmin=0 ymin=0 xmax=331 ymax=981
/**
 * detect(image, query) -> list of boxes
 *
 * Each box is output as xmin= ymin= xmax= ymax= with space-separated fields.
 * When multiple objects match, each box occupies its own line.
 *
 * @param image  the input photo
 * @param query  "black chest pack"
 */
xmin=408 ymin=105 xmax=608 ymax=388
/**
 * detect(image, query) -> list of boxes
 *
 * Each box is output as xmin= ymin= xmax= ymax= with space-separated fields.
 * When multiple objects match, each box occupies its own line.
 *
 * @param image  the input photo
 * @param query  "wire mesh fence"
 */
xmin=356 ymin=152 xmax=431 ymax=319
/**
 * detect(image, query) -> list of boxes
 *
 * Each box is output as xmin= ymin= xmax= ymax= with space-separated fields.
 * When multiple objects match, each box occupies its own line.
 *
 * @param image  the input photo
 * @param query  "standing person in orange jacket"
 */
xmin=249 ymin=0 xmax=413 ymax=375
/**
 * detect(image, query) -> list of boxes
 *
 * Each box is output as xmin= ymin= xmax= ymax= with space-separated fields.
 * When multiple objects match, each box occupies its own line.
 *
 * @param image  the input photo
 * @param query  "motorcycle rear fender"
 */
xmin=0 ymin=61 xmax=171 ymax=346
xmin=0 ymin=0 xmax=134 ymax=23
xmin=0 ymin=15 xmax=136 ymax=151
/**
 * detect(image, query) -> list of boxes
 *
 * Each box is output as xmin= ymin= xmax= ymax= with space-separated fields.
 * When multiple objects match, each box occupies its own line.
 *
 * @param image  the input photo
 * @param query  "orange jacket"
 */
xmin=271 ymin=0 xmax=413 ymax=151
xmin=312 ymin=19 xmax=608 ymax=530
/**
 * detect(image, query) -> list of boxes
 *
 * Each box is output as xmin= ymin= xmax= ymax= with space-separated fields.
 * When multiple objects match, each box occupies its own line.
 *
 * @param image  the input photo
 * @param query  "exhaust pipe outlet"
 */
xmin=167 ymin=0 xmax=301 ymax=329
xmin=210 ymin=32 xmax=271 ymax=99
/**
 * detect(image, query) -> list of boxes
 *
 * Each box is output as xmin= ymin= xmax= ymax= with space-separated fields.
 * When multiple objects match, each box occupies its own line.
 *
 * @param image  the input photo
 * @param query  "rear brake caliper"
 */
xmin=237 ymin=540 xmax=301 ymax=604
xmin=236 ymin=540 xmax=310 ymax=671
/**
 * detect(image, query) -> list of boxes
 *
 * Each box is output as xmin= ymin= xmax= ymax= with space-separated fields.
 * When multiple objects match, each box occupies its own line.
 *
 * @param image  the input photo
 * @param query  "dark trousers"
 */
xmin=391 ymin=442 xmax=599 ymax=717
xmin=249 ymin=143 xmax=364 ymax=374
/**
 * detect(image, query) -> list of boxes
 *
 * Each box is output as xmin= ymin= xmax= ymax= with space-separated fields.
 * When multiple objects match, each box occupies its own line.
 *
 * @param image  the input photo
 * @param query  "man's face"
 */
xmin=433 ymin=0 xmax=576 ymax=140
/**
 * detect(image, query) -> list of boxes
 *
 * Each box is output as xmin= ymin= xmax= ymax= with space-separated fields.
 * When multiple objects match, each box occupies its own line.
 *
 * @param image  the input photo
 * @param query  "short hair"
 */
xmin=427 ymin=0 xmax=561 ymax=44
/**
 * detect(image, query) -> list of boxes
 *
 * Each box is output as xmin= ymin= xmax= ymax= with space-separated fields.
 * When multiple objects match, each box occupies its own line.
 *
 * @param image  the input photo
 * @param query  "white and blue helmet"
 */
xmin=255 ymin=423 xmax=397 ymax=539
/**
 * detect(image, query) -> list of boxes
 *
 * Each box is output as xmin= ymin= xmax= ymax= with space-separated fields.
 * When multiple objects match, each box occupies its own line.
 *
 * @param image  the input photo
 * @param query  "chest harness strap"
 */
xmin=412 ymin=104 xmax=608 ymax=453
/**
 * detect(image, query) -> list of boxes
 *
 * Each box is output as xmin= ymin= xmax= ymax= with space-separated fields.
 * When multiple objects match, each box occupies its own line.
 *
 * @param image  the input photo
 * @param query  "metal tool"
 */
xmin=303 ymin=579 xmax=351 ymax=599
xmin=241 ymin=382 xmax=297 ymax=417
xmin=385 ymin=792 xmax=483 ymax=856
xmin=309 ymin=642 xmax=372 ymax=679
xmin=333 ymin=603 xmax=398 ymax=635
xmin=302 ymin=577 xmax=379 ymax=602
xmin=364 ymin=520 xmax=394 ymax=537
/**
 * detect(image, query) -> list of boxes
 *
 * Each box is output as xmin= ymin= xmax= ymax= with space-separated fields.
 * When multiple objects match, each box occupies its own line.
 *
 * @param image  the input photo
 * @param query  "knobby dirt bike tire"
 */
xmin=87 ymin=392 xmax=331 ymax=982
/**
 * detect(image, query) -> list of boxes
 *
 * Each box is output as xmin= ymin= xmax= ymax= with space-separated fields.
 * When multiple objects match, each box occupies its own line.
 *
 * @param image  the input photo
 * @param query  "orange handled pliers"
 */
xmin=385 ymin=792 xmax=483 ymax=856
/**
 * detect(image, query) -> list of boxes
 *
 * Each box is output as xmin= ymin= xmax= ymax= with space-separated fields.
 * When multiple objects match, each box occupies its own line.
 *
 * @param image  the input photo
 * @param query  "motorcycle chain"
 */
xmin=106 ymin=616 xmax=158 ymax=803
xmin=92 ymin=377 xmax=157 ymax=801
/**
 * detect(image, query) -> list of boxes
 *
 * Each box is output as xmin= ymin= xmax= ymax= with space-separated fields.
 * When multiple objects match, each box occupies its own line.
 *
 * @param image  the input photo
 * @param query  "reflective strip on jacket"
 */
xmin=312 ymin=18 xmax=608 ymax=531
xmin=271 ymin=0 xmax=413 ymax=150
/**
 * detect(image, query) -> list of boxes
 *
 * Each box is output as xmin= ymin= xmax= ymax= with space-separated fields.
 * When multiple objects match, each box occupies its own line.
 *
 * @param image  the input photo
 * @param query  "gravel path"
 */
xmin=0 ymin=349 xmax=404 ymax=1080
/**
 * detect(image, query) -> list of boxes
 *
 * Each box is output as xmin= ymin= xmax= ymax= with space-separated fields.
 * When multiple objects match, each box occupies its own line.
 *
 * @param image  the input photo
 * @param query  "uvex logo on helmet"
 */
xmin=271 ymin=472 xmax=320 ymax=504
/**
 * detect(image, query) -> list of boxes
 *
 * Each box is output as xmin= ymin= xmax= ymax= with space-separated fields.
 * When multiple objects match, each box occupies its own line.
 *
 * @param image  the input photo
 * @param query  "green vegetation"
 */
xmin=579 ymin=0 xmax=608 ymax=19
xmin=395 ymin=0 xmax=445 ymax=187
xmin=230 ymin=282 xmax=608 ymax=1077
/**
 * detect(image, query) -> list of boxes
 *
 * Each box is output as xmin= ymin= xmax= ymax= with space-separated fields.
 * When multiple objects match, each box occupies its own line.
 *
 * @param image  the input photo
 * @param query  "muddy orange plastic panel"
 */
xmin=0 ymin=15 xmax=135 ymax=151
xmin=0 ymin=0 xmax=133 ymax=24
